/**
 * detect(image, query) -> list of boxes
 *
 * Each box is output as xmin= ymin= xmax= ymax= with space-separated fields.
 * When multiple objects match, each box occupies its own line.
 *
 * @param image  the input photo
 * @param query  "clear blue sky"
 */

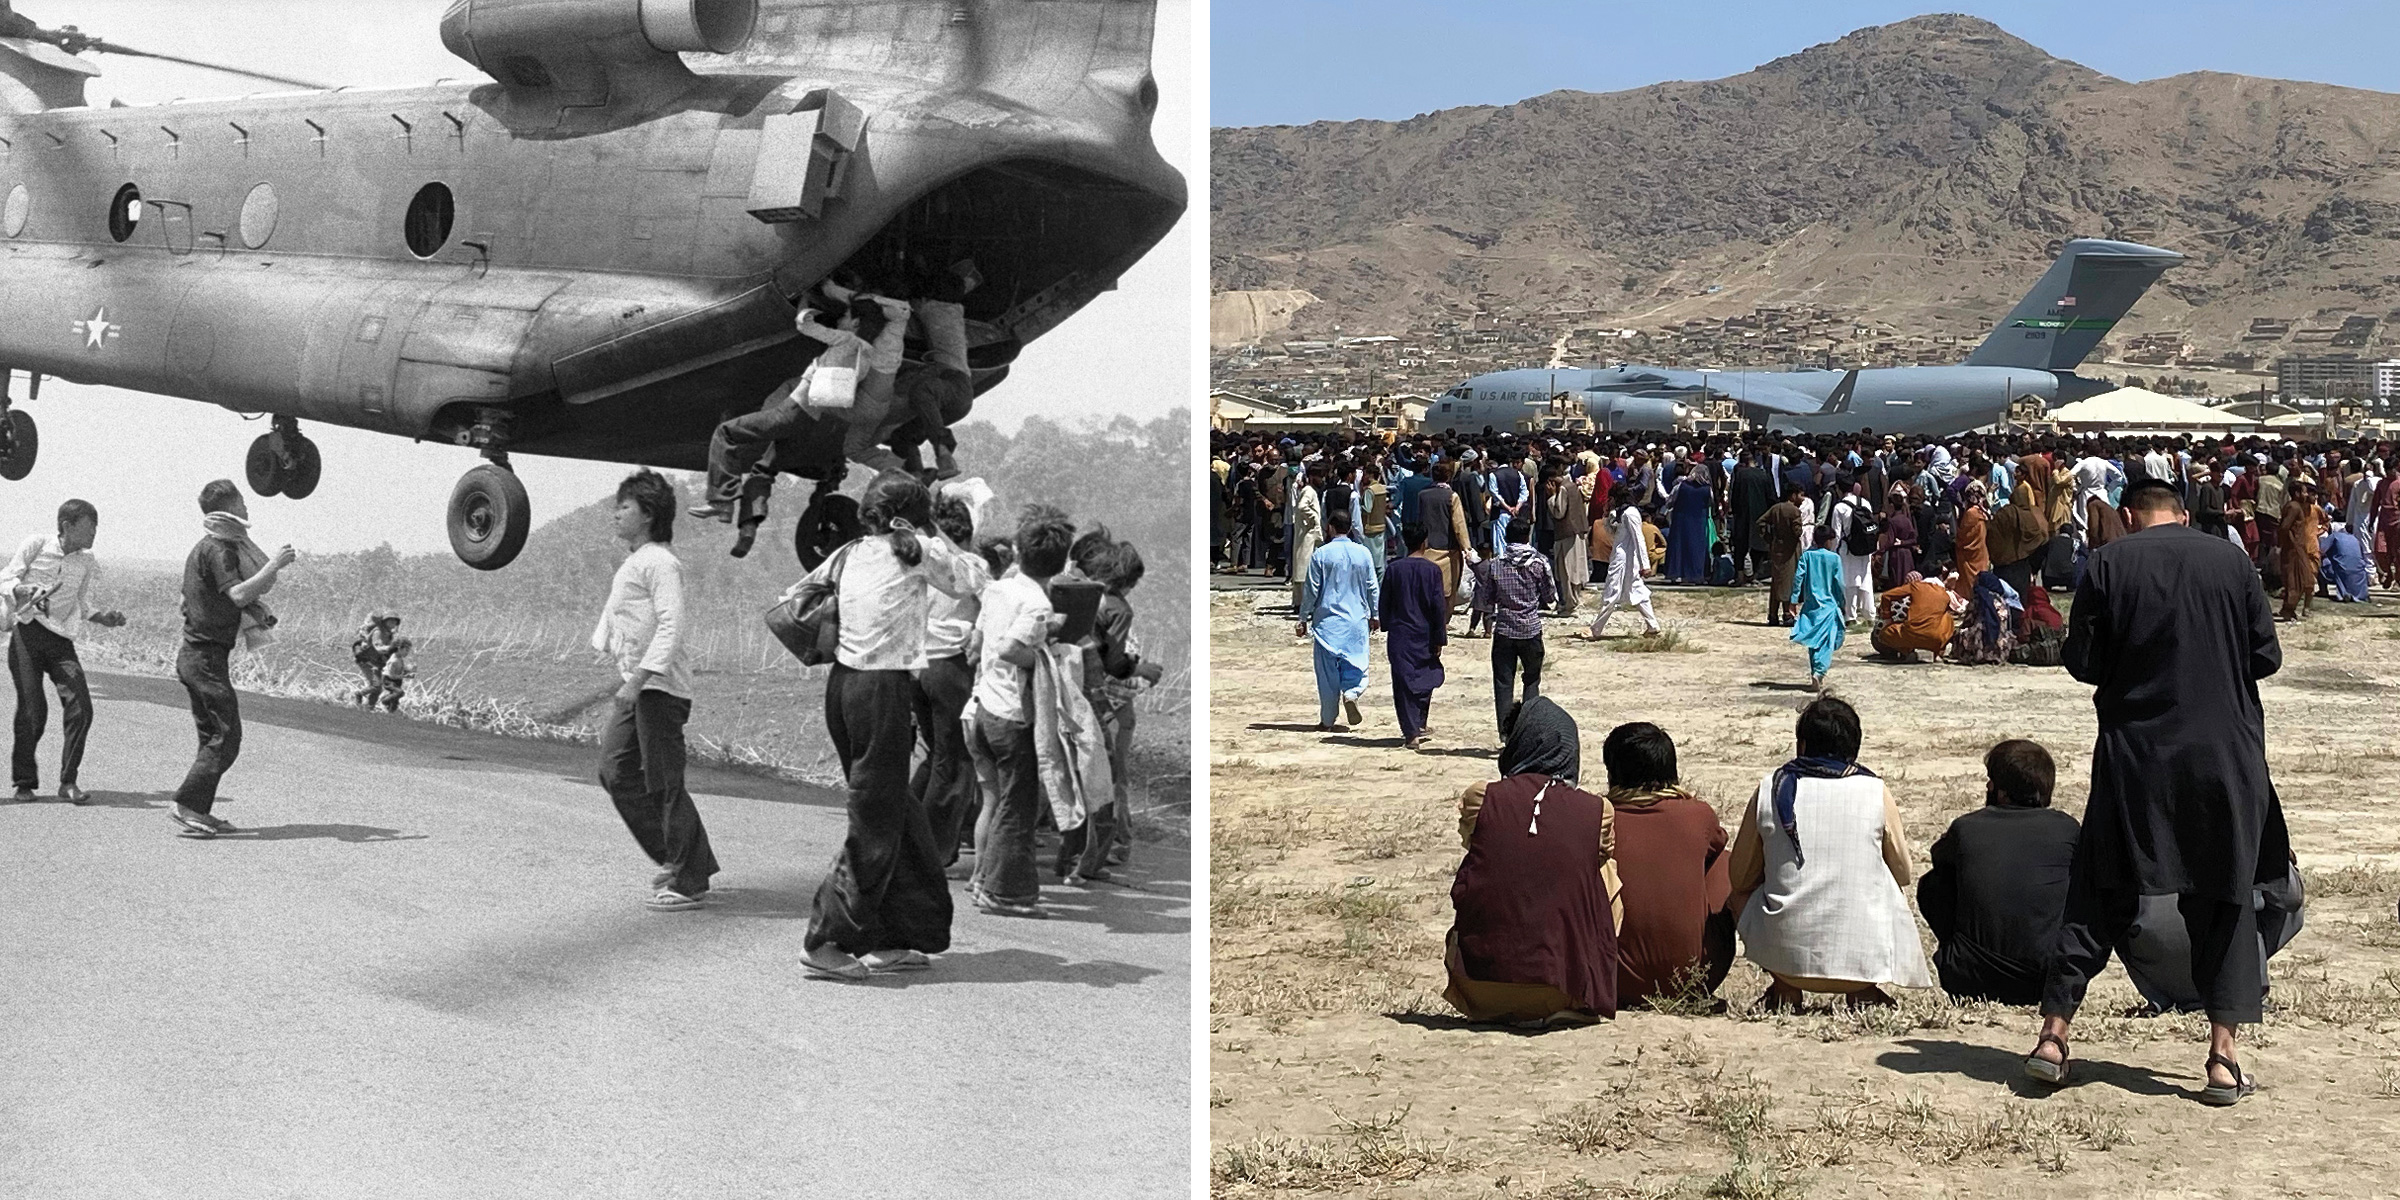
xmin=1213 ymin=1 xmax=2400 ymax=127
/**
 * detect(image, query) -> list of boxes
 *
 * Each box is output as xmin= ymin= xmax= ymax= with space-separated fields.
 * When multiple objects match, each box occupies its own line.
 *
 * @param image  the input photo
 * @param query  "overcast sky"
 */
xmin=0 ymin=0 xmax=1191 ymax=562
xmin=1213 ymin=0 xmax=2400 ymax=127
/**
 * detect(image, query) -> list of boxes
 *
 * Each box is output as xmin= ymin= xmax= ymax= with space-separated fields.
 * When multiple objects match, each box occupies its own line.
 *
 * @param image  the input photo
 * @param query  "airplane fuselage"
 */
xmin=1430 ymin=363 xmax=2066 ymax=439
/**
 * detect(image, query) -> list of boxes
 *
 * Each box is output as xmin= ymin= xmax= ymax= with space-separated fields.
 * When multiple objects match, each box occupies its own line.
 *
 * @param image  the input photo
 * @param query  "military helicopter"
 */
xmin=0 ymin=0 xmax=1184 ymax=568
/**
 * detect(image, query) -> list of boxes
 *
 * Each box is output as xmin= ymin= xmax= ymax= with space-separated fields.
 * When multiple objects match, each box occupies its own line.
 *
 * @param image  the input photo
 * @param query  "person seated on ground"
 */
xmin=1706 ymin=540 xmax=1739 ymax=587
xmin=2116 ymin=851 xmax=2305 ymax=1016
xmin=1601 ymin=721 xmax=1734 ymax=1010
xmin=1729 ymin=695 xmax=1933 ymax=1012
xmin=1916 ymin=740 xmax=2079 ymax=1005
xmin=1443 ymin=696 xmax=1620 ymax=1027
xmin=2320 ymin=522 xmax=2371 ymax=603
xmin=376 ymin=637 xmax=415 ymax=713
xmin=1948 ymin=570 xmax=2020 ymax=666
xmin=693 ymin=277 xmax=911 ymax=522
xmin=1869 ymin=571 xmax=1953 ymax=663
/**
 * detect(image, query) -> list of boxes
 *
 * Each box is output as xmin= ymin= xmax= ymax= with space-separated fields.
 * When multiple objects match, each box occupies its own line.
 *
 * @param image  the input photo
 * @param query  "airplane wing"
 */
xmin=1590 ymin=366 xmax=1829 ymax=415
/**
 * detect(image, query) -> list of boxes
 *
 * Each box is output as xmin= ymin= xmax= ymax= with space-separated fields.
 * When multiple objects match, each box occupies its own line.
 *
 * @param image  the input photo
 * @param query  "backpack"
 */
xmin=1842 ymin=501 xmax=1881 ymax=557
xmin=766 ymin=540 xmax=858 ymax=667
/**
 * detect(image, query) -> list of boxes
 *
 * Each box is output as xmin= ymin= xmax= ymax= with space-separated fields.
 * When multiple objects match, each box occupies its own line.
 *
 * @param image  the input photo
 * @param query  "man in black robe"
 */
xmin=1729 ymin=449 xmax=1777 ymax=585
xmin=2026 ymin=478 xmax=2285 ymax=1106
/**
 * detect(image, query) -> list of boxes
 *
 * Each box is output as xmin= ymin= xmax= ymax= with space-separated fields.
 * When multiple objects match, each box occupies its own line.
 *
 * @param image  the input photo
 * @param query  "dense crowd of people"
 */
xmin=1218 ymin=425 xmax=2393 ymax=706
xmin=3 ymin=460 xmax=1162 ymax=988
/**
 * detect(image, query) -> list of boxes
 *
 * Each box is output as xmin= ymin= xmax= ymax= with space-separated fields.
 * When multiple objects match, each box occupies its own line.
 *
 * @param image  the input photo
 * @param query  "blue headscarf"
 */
xmin=1771 ymin=756 xmax=1878 ymax=867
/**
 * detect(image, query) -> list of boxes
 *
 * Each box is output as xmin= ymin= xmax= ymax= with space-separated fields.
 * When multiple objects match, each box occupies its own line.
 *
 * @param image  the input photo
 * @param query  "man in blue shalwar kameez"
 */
xmin=1297 ymin=509 xmax=1381 ymax=730
xmin=1789 ymin=527 xmax=1848 ymax=690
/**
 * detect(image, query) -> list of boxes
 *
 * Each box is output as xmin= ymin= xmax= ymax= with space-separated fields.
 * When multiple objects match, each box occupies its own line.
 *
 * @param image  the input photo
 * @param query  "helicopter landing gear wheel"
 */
xmin=447 ymin=462 xmax=530 ymax=571
xmin=0 ymin=409 xmax=35 ymax=482
xmin=245 ymin=433 xmax=284 ymax=496
xmin=280 ymin=437 xmax=323 ymax=500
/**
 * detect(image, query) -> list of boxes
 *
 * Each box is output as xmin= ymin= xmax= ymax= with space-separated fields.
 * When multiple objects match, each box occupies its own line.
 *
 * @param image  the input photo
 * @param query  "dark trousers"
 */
xmin=172 ymin=641 xmax=240 ymax=814
xmin=1491 ymin=633 xmax=1545 ymax=731
xmin=812 ymin=665 xmax=952 ymax=954
xmin=2043 ymin=873 xmax=2263 ymax=1025
xmin=598 ymin=688 xmax=718 ymax=896
xmin=1393 ymin=678 xmax=1431 ymax=741
xmin=969 ymin=706 xmax=1042 ymax=907
xmin=704 ymin=392 xmax=808 ymax=502
xmin=10 ymin=622 xmax=90 ymax=792
xmin=1993 ymin=557 xmax=2037 ymax=603
xmin=1056 ymin=699 xmax=1129 ymax=879
xmin=911 ymin=655 xmax=976 ymax=866
xmin=1731 ymin=525 xmax=1757 ymax=581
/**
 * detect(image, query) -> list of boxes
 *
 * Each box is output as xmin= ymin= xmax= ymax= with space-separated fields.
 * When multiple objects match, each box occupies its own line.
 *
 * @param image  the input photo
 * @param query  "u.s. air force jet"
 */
xmin=1428 ymin=238 xmax=2184 ymax=438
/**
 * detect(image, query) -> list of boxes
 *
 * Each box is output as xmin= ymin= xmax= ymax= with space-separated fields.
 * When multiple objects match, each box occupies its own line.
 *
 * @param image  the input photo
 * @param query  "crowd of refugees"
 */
xmin=1216 ymin=425 xmax=2394 ymax=706
xmin=3 ymin=460 xmax=1160 ymax=988
xmin=1439 ymin=476 xmax=2293 ymax=1102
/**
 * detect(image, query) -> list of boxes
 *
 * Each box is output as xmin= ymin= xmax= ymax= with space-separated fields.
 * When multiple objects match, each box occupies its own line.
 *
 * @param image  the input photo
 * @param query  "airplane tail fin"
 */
xmin=1962 ymin=238 xmax=2183 ymax=371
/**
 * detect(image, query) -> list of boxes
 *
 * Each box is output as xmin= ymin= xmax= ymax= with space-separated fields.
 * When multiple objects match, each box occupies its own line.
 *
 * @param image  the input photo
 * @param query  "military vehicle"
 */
xmin=1429 ymin=238 xmax=2182 ymax=440
xmin=0 ymin=0 xmax=1184 ymax=568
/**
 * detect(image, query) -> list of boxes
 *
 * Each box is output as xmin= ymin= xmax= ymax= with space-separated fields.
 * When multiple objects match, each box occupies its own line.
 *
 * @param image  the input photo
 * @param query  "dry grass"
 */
xmin=2304 ymin=861 xmax=2400 ymax=898
xmin=1604 ymin=628 xmax=1701 ymax=653
xmin=1212 ymin=1127 xmax=1476 ymax=1191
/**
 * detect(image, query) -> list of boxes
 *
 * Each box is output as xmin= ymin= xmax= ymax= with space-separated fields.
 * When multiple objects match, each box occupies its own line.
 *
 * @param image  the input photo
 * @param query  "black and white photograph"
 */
xmin=0 ymin=1 xmax=1193 ymax=1194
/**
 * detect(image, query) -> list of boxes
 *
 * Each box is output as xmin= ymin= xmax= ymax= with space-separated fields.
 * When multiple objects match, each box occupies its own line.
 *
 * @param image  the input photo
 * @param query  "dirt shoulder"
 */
xmin=1210 ymin=586 xmax=2400 ymax=1199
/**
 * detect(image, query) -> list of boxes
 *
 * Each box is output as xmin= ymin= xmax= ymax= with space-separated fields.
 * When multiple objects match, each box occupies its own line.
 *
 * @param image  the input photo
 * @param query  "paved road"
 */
xmin=0 ymin=672 xmax=1190 ymax=1199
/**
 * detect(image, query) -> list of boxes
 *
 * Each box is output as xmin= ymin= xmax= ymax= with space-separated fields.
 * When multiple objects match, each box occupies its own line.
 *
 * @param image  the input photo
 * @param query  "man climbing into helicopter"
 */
xmin=689 ymin=260 xmax=980 ymax=541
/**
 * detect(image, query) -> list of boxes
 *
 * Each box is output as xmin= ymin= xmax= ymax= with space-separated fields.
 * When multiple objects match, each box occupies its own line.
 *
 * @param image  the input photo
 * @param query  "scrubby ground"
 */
xmin=1210 ymin=584 xmax=2400 ymax=1198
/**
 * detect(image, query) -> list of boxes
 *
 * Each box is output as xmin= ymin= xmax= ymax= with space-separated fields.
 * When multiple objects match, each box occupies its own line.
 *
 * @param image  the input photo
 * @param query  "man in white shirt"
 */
xmin=4 ymin=499 xmax=114 ymax=804
xmin=591 ymin=471 xmax=716 ymax=911
xmin=965 ymin=508 xmax=1073 ymax=917
xmin=2070 ymin=451 xmax=2125 ymax=543
xmin=1827 ymin=480 xmax=1876 ymax=624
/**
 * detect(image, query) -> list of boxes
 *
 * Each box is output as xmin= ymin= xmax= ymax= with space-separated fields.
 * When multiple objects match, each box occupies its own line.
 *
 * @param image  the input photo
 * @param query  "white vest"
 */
xmin=1737 ymin=772 xmax=1934 ymax=988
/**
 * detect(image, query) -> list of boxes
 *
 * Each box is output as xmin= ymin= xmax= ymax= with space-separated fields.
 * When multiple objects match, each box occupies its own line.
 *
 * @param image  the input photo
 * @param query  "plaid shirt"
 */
xmin=1470 ymin=545 xmax=1556 ymax=640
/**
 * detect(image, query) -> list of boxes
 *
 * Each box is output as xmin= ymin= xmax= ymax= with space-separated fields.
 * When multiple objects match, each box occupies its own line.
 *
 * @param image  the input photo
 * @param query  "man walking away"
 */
xmin=2027 ymin=479 xmax=2284 ymax=1106
xmin=1548 ymin=466 xmax=1591 ymax=617
xmin=1830 ymin=480 xmax=1878 ymax=622
xmin=170 ymin=481 xmax=295 ymax=838
xmin=1471 ymin=518 xmax=1557 ymax=737
xmin=1730 ymin=450 xmax=1776 ymax=584
xmin=1758 ymin=485 xmax=1806 ymax=627
xmin=4 ymin=500 xmax=114 ymax=804
xmin=1296 ymin=509 xmax=1379 ymax=731
xmin=1380 ymin=523 xmax=1449 ymax=750
xmin=1589 ymin=498 xmax=1661 ymax=639
xmin=593 ymin=470 xmax=718 ymax=911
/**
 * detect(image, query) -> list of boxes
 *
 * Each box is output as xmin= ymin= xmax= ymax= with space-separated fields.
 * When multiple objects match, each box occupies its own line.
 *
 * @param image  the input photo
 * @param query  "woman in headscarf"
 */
xmin=2277 ymin=480 xmax=2324 ymax=622
xmin=1877 ymin=488 xmax=1919 ymax=590
xmin=1985 ymin=480 xmax=2050 ymax=602
xmin=1443 ymin=696 xmax=1620 ymax=1026
xmin=1729 ymin=696 xmax=1933 ymax=1012
xmin=1664 ymin=464 xmax=1714 ymax=584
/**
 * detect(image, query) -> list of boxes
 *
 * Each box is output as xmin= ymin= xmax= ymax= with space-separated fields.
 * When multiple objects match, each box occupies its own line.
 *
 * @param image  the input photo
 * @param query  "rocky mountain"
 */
xmin=1211 ymin=14 xmax=2400 ymax=363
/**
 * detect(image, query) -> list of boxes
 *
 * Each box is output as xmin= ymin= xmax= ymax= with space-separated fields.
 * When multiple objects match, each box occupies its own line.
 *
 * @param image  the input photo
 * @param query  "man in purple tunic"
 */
xmin=1380 ymin=523 xmax=1449 ymax=750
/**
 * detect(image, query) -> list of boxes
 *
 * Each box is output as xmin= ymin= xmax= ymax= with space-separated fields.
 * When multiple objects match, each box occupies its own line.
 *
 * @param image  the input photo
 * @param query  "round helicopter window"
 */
xmin=239 ymin=182 xmax=278 ymax=249
xmin=108 ymin=183 xmax=140 ymax=242
xmin=404 ymin=182 xmax=453 ymax=259
xmin=3 ymin=185 xmax=27 ymax=238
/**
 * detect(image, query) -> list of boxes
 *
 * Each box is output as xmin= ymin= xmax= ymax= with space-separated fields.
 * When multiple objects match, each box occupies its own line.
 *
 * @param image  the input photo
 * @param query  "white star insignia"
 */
xmin=71 ymin=307 xmax=121 ymax=351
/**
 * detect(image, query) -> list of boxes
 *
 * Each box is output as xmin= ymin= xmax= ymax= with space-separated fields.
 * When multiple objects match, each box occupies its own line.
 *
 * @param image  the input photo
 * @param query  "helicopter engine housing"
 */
xmin=438 ymin=0 xmax=757 ymax=102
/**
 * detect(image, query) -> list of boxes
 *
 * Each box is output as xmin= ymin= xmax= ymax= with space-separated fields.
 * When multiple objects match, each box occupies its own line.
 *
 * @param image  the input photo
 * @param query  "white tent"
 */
xmin=2047 ymin=387 xmax=2259 ymax=431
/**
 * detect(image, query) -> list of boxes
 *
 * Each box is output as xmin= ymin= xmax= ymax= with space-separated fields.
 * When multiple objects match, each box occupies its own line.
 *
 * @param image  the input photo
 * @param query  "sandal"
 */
xmin=2199 ymin=1052 xmax=2256 ymax=1106
xmin=644 ymin=889 xmax=705 ymax=912
xmin=1755 ymin=984 xmax=1804 ymax=1015
xmin=2023 ymin=1032 xmax=2071 ymax=1086
xmin=169 ymin=806 xmax=217 ymax=838
xmin=803 ymin=945 xmax=871 ymax=982
xmin=861 ymin=949 xmax=931 ymax=973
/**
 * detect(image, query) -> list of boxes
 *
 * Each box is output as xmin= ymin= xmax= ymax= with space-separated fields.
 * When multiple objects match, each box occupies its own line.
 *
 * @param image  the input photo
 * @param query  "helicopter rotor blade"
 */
xmin=75 ymin=38 xmax=331 ymax=91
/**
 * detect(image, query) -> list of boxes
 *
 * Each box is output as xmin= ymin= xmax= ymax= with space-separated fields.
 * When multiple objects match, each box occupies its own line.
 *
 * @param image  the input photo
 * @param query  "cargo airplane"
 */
xmin=1428 ymin=238 xmax=2184 ymax=439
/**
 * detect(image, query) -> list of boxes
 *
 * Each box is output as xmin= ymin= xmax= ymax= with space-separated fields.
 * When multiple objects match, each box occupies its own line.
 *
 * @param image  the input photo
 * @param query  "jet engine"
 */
xmin=439 ymin=0 xmax=757 ymax=104
xmin=1592 ymin=396 xmax=1693 ymax=433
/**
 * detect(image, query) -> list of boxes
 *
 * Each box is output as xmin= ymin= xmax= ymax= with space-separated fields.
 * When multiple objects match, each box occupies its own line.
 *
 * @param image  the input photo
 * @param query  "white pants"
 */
xmin=1588 ymin=597 xmax=1659 ymax=638
xmin=1837 ymin=551 xmax=1874 ymax=621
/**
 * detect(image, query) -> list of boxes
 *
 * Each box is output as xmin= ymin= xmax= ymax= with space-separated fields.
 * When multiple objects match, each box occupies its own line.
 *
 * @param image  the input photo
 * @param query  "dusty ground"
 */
xmin=1209 ymin=580 xmax=2400 ymax=1199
